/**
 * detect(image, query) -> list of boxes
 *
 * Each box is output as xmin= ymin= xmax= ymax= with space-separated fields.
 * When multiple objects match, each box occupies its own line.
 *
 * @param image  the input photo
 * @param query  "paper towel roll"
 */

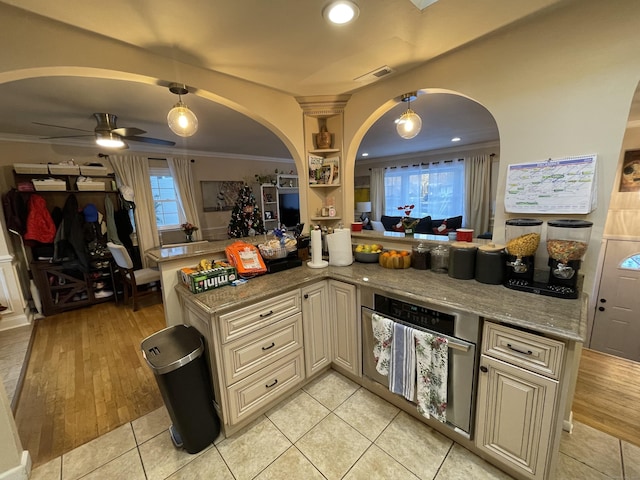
xmin=311 ymin=229 xmax=322 ymax=265
xmin=327 ymin=228 xmax=353 ymax=266
xmin=308 ymin=228 xmax=328 ymax=268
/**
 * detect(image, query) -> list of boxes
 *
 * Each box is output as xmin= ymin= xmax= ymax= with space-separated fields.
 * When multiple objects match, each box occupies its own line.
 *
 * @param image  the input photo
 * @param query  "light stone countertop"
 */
xmin=147 ymin=237 xmax=266 ymax=263
xmin=175 ymin=262 xmax=587 ymax=343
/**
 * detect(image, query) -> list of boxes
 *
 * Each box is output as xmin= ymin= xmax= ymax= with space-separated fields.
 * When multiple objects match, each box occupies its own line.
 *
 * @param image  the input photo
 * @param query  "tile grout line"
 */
xmin=431 ymin=442 xmax=455 ymax=480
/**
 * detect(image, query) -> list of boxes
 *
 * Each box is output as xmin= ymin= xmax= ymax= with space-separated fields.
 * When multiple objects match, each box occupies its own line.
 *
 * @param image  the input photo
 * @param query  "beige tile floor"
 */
xmin=28 ymin=370 xmax=640 ymax=480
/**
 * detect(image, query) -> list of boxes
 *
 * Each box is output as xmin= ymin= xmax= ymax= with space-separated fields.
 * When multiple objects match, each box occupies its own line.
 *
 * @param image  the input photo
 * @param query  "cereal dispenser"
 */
xmin=504 ymin=218 xmax=543 ymax=289
xmin=545 ymin=219 xmax=592 ymax=298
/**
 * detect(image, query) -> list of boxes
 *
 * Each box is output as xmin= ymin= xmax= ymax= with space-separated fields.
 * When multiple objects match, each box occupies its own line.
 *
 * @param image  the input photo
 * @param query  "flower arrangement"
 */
xmin=181 ymin=222 xmax=199 ymax=235
xmin=397 ymin=204 xmax=418 ymax=233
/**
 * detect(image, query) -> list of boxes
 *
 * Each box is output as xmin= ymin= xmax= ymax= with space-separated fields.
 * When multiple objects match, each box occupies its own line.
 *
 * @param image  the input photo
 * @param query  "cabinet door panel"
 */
xmin=476 ymin=355 xmax=557 ymax=479
xmin=301 ymin=282 xmax=331 ymax=377
xmin=329 ymin=280 xmax=359 ymax=375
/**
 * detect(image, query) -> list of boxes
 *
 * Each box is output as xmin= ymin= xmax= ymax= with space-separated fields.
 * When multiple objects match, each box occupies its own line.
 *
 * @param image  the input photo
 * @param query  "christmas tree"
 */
xmin=227 ymin=185 xmax=265 ymax=238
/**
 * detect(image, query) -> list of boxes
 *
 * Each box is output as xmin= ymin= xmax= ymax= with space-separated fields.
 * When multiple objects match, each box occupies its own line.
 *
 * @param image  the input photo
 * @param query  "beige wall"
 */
xmin=343 ymin=0 xmax=640 ymax=301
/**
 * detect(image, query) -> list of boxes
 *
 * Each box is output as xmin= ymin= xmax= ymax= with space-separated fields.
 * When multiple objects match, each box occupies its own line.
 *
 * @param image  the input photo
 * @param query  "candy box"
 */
xmin=179 ymin=264 xmax=237 ymax=293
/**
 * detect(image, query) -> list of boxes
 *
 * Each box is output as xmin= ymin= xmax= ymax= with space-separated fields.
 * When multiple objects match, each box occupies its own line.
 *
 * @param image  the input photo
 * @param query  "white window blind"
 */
xmin=149 ymin=166 xmax=179 ymax=229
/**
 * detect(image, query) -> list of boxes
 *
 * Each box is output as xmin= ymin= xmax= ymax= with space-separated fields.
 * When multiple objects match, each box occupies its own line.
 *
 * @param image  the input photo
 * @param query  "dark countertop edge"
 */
xmin=175 ymin=264 xmax=586 ymax=343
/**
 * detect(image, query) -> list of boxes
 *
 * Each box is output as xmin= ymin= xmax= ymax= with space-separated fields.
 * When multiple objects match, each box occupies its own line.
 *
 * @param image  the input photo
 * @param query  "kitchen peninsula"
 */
xmin=146 ymin=231 xmax=478 ymax=326
xmin=170 ymin=245 xmax=586 ymax=479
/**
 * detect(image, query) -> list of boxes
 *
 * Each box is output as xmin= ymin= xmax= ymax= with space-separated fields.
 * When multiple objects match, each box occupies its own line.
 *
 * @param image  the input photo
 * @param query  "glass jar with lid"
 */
xmin=411 ymin=243 xmax=430 ymax=270
xmin=430 ymin=244 xmax=449 ymax=273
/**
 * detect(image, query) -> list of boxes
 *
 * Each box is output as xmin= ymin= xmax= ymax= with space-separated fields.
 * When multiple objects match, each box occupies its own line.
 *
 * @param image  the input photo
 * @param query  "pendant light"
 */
xmin=396 ymin=92 xmax=422 ymax=140
xmin=167 ymin=83 xmax=198 ymax=137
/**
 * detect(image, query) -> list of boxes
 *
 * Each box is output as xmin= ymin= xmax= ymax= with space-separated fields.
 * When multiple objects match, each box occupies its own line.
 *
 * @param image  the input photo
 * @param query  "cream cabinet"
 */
xmin=183 ymin=289 xmax=305 ymax=435
xmin=301 ymin=281 xmax=332 ymax=376
xmin=328 ymin=280 xmax=359 ymax=376
xmin=476 ymin=322 xmax=565 ymax=480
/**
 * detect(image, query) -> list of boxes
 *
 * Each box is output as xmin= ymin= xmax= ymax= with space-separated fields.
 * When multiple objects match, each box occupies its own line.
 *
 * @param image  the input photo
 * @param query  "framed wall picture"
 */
xmin=620 ymin=149 xmax=640 ymax=192
xmin=201 ymin=181 xmax=244 ymax=212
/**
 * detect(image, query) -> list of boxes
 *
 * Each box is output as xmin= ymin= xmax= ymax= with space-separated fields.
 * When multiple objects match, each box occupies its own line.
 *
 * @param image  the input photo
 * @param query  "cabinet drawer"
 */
xmin=226 ymin=349 xmax=304 ymax=425
xmin=218 ymin=289 xmax=301 ymax=343
xmin=482 ymin=322 xmax=565 ymax=379
xmin=223 ymin=313 xmax=302 ymax=385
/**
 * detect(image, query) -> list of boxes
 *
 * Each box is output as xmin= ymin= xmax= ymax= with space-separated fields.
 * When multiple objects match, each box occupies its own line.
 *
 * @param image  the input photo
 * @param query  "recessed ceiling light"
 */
xmin=323 ymin=1 xmax=360 ymax=25
xmin=451 ymin=137 xmax=461 ymax=142
xmin=361 ymin=152 xmax=369 ymax=157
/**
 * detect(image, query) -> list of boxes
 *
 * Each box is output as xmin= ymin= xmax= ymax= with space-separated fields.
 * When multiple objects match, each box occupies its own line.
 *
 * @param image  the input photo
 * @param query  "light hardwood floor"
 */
xmin=11 ymin=300 xmax=640 ymax=468
xmin=573 ymin=347 xmax=640 ymax=447
xmin=14 ymin=301 xmax=165 ymax=467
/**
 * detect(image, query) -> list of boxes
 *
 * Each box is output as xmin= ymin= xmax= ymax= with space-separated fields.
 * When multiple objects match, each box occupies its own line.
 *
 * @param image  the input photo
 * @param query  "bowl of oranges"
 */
xmin=379 ymin=249 xmax=411 ymax=269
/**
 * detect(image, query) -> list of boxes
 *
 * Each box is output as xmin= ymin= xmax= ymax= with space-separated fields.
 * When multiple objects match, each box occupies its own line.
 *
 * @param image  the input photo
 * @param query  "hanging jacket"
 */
xmin=24 ymin=194 xmax=56 ymax=244
xmin=53 ymin=194 xmax=89 ymax=272
xmin=104 ymin=195 xmax=121 ymax=244
xmin=2 ymin=188 xmax=29 ymax=235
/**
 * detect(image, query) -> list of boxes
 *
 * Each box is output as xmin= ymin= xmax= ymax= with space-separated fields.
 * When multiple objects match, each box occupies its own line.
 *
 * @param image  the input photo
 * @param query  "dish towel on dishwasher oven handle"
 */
xmin=389 ymin=322 xmax=416 ymax=401
xmin=415 ymin=331 xmax=449 ymax=423
xmin=371 ymin=313 xmax=393 ymax=375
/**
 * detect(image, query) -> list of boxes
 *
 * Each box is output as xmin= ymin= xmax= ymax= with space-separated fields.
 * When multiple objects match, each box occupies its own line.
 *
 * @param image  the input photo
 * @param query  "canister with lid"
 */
xmin=475 ymin=243 xmax=506 ymax=284
xmin=430 ymin=244 xmax=449 ymax=274
xmin=448 ymin=242 xmax=478 ymax=280
xmin=411 ymin=243 xmax=430 ymax=270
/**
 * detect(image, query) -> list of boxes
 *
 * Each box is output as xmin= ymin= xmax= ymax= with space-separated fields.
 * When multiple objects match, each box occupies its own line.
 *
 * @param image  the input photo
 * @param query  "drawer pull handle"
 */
xmin=259 ymin=310 xmax=274 ymax=318
xmin=262 ymin=342 xmax=275 ymax=351
xmin=265 ymin=379 xmax=278 ymax=388
xmin=507 ymin=343 xmax=533 ymax=355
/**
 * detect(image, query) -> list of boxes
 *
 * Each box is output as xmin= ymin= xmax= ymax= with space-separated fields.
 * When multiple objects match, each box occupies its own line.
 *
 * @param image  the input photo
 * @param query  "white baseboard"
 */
xmin=0 ymin=451 xmax=31 ymax=480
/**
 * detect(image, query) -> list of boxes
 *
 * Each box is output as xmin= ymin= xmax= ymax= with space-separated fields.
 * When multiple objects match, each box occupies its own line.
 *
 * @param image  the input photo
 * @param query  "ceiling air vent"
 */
xmin=354 ymin=65 xmax=395 ymax=83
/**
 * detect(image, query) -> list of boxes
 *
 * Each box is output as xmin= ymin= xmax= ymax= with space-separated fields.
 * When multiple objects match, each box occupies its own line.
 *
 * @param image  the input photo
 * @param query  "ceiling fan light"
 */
xmin=396 ymin=109 xmax=422 ymax=139
xmin=95 ymin=131 xmax=126 ymax=148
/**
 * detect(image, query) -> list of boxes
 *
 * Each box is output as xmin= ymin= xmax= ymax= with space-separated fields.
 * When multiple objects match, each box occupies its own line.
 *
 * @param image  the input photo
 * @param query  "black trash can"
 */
xmin=141 ymin=324 xmax=220 ymax=453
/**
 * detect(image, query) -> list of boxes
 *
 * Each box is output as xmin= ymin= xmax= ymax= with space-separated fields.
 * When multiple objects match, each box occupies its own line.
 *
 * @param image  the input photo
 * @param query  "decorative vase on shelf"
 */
xmin=315 ymin=124 xmax=332 ymax=149
xmin=185 ymin=232 xmax=194 ymax=242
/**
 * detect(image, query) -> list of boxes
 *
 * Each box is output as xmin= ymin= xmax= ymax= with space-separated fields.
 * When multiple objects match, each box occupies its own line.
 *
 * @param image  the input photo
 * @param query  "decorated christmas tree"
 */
xmin=227 ymin=185 xmax=265 ymax=238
